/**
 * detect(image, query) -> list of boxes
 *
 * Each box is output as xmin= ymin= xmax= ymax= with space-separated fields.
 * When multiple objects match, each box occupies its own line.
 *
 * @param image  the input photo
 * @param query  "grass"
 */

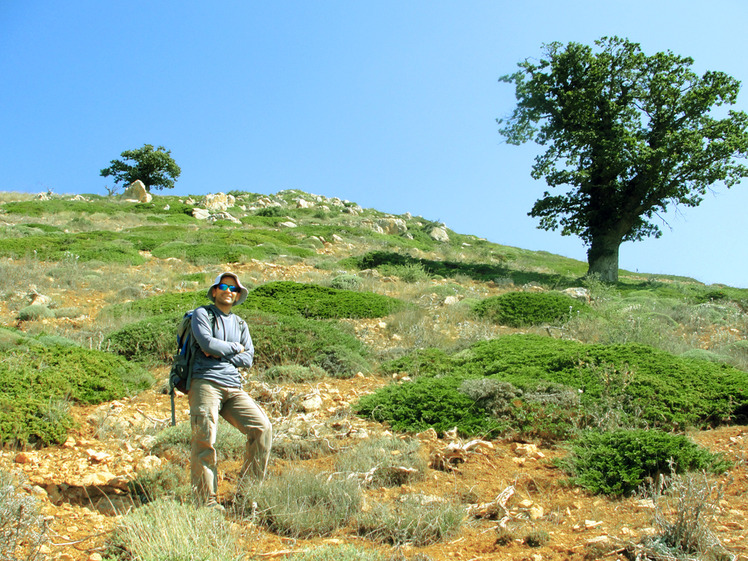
xmin=0 ymin=470 xmax=48 ymax=561
xmin=105 ymin=498 xmax=245 ymax=561
xmin=237 ymin=468 xmax=362 ymax=538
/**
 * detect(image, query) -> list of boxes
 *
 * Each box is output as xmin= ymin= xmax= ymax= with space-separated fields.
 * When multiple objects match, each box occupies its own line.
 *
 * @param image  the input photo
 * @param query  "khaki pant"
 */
xmin=189 ymin=378 xmax=272 ymax=505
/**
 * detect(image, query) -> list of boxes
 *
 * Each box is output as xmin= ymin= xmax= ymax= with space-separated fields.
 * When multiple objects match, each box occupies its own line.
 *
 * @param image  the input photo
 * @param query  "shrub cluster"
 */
xmin=360 ymin=334 xmax=748 ymax=438
xmin=238 ymin=469 xmax=362 ymax=538
xmin=0 ymin=339 xmax=153 ymax=446
xmin=473 ymin=290 xmax=589 ymax=327
xmin=560 ymin=429 xmax=731 ymax=496
xmin=245 ymin=281 xmax=404 ymax=319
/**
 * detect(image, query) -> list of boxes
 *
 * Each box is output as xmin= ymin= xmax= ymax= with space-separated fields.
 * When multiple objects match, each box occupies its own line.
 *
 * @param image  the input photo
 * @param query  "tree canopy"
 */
xmin=100 ymin=144 xmax=181 ymax=192
xmin=498 ymin=36 xmax=748 ymax=282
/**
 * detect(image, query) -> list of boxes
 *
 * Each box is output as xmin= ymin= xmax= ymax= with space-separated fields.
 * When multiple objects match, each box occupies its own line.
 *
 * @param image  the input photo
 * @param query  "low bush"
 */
xmin=261 ymin=364 xmax=327 ymax=383
xmin=313 ymin=344 xmax=372 ymax=377
xmin=238 ymin=469 xmax=362 ymax=538
xmin=245 ymin=281 xmax=404 ymax=319
xmin=0 ymin=231 xmax=147 ymax=265
xmin=347 ymin=250 xmax=514 ymax=282
xmin=127 ymin=463 xmax=191 ymax=505
xmin=17 ymin=305 xmax=55 ymax=321
xmin=355 ymin=376 xmax=501 ymax=437
xmin=335 ymin=435 xmax=427 ymax=487
xmin=0 ymin=470 xmax=48 ymax=561
xmin=329 ymin=274 xmax=363 ymax=291
xmin=473 ymin=291 xmax=589 ymax=327
xmin=285 ymin=545 xmax=388 ymax=561
xmin=355 ymin=494 xmax=464 ymax=546
xmin=559 ymin=429 xmax=731 ymax=496
xmin=359 ymin=334 xmax=748 ymax=438
xmin=0 ymin=343 xmax=154 ymax=446
xmin=105 ymin=498 xmax=243 ymax=561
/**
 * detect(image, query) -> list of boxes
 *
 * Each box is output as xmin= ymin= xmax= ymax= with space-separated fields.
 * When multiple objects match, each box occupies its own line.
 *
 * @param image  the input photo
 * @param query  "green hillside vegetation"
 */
xmin=1 ymin=187 xmax=747 ymax=547
xmin=361 ymin=334 xmax=748 ymax=438
xmin=0 ymin=328 xmax=154 ymax=446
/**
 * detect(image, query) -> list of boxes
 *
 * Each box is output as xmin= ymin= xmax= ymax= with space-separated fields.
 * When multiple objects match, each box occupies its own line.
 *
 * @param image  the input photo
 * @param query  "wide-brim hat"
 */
xmin=207 ymin=271 xmax=249 ymax=306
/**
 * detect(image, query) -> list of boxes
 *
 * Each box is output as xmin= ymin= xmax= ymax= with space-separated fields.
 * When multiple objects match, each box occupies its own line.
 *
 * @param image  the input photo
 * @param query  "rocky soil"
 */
xmin=1 ymin=260 xmax=747 ymax=561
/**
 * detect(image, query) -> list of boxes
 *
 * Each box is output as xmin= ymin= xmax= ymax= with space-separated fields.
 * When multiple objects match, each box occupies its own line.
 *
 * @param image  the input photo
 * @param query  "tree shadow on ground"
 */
xmin=354 ymin=250 xmax=582 ymax=288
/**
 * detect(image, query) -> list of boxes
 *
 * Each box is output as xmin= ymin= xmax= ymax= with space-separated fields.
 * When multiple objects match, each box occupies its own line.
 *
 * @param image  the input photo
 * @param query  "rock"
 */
xmin=430 ymin=226 xmax=449 ymax=242
xmin=443 ymin=295 xmax=459 ymax=306
xmin=123 ymin=180 xmax=152 ymax=203
xmin=192 ymin=208 xmax=211 ymax=220
xmin=14 ymin=451 xmax=38 ymax=465
xmin=301 ymin=392 xmax=323 ymax=412
xmin=376 ymin=218 xmax=408 ymax=235
xmin=86 ymin=450 xmax=111 ymax=463
xmin=278 ymin=221 xmax=298 ymax=228
xmin=511 ymin=443 xmax=544 ymax=459
xmin=562 ymin=287 xmax=591 ymax=303
xmin=81 ymin=471 xmax=117 ymax=486
xmin=208 ymin=211 xmax=241 ymax=224
xmin=136 ymin=455 xmax=162 ymax=472
xmin=203 ymin=192 xmax=235 ymax=211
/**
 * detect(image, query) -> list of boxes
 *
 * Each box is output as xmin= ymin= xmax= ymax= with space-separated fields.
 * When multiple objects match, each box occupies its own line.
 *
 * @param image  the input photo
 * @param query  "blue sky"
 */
xmin=2 ymin=1 xmax=747 ymax=287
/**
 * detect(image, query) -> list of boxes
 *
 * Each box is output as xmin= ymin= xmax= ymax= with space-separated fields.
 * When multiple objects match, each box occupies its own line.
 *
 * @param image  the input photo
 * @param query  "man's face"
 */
xmin=213 ymin=276 xmax=240 ymax=307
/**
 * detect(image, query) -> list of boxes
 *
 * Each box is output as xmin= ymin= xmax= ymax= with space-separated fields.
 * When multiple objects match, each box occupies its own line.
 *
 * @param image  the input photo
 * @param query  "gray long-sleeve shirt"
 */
xmin=191 ymin=304 xmax=254 ymax=388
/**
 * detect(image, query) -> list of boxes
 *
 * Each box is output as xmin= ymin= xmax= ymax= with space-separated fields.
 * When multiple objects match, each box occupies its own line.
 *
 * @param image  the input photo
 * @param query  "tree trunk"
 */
xmin=586 ymin=234 xmax=622 ymax=283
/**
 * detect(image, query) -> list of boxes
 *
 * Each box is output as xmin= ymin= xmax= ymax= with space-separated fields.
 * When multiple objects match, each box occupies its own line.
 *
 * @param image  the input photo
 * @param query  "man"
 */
xmin=189 ymin=271 xmax=272 ymax=509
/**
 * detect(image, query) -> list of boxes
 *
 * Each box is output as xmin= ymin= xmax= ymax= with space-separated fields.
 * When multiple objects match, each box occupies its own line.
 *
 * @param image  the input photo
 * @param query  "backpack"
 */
xmin=169 ymin=305 xmax=216 ymax=425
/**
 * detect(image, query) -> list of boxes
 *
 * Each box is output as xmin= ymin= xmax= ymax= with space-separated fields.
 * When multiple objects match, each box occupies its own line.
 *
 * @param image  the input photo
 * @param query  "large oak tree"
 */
xmin=499 ymin=37 xmax=748 ymax=282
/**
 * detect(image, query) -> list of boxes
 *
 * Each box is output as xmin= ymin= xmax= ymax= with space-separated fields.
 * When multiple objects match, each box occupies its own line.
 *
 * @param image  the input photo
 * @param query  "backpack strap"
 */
xmin=170 ymin=305 xmax=217 ymax=426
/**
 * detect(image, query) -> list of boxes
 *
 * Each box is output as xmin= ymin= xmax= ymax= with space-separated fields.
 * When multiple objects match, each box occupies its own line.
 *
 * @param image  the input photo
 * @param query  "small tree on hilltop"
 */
xmin=498 ymin=36 xmax=748 ymax=282
xmin=100 ymin=144 xmax=181 ymax=192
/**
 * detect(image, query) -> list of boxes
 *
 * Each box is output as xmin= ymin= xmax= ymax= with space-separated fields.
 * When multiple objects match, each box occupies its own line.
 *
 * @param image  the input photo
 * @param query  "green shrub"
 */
xmin=359 ymin=334 xmax=748 ymax=438
xmin=313 ymin=344 xmax=372 ymax=378
xmin=348 ymin=250 xmax=518 ymax=282
xmin=0 ymin=344 xmax=154 ymax=446
xmin=330 ymin=274 xmax=363 ymax=291
xmin=379 ymin=262 xmax=432 ymax=283
xmin=261 ymin=364 xmax=327 ymax=383
xmin=380 ymin=348 xmax=454 ymax=378
xmin=355 ymin=376 xmax=501 ymax=437
xmin=245 ymin=281 xmax=404 ymax=319
xmin=355 ymin=494 xmax=464 ymax=546
xmin=473 ymin=291 xmax=588 ymax=327
xmin=99 ymin=290 xmax=207 ymax=321
xmin=17 ymin=305 xmax=55 ymax=321
xmin=238 ymin=469 xmax=362 ymax=538
xmin=560 ymin=429 xmax=731 ymax=496
xmin=104 ymin=313 xmax=180 ymax=363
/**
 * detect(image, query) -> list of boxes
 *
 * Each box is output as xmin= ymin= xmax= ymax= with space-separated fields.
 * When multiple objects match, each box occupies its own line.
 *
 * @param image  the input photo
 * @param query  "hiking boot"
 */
xmin=205 ymin=498 xmax=226 ymax=513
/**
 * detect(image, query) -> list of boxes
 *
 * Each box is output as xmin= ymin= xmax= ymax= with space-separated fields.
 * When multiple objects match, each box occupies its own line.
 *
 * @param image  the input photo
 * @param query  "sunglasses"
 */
xmin=216 ymin=283 xmax=241 ymax=293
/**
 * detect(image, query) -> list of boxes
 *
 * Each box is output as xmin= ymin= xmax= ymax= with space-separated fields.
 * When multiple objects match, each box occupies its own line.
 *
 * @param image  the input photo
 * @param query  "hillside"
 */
xmin=1 ymin=189 xmax=747 ymax=561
